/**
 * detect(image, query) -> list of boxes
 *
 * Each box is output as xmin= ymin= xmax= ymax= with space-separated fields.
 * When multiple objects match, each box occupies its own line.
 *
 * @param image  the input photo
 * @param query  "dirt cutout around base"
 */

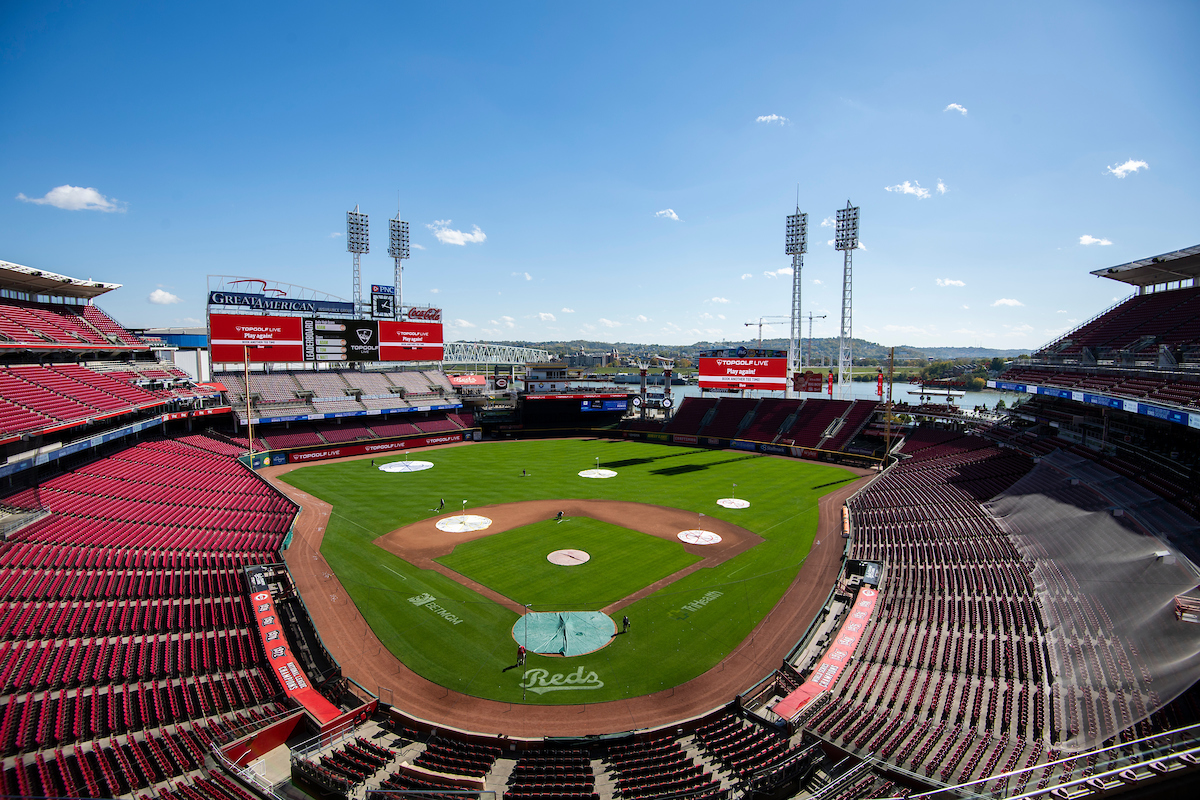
xmin=263 ymin=443 xmax=875 ymax=737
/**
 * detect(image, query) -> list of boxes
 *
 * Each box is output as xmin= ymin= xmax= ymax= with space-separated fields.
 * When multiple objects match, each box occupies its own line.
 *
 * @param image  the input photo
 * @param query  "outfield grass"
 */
xmin=436 ymin=518 xmax=701 ymax=611
xmin=280 ymin=439 xmax=856 ymax=704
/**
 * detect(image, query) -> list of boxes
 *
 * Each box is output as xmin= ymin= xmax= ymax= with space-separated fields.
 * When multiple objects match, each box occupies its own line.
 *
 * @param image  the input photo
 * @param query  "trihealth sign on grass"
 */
xmin=519 ymin=667 xmax=604 ymax=694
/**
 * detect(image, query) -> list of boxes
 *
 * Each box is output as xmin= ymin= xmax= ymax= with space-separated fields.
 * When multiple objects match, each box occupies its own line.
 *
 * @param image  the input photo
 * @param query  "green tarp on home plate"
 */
xmin=513 ymin=611 xmax=615 ymax=657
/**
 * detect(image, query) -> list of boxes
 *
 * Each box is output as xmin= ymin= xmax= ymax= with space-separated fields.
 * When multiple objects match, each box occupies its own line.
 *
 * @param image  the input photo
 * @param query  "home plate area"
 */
xmin=514 ymin=611 xmax=615 ymax=656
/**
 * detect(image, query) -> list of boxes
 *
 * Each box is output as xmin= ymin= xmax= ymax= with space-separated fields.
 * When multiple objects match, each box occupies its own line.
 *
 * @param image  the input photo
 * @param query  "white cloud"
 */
xmin=329 ymin=232 xmax=343 ymax=238
xmin=710 ymin=297 xmax=730 ymax=304
xmin=944 ymin=103 xmax=968 ymax=115
xmin=700 ymin=312 xmax=714 ymax=320
xmin=763 ymin=267 xmax=793 ymax=278
xmin=1106 ymin=159 xmax=1148 ymax=178
xmin=1079 ymin=234 xmax=1112 ymax=246
xmin=17 ymin=184 xmax=125 ymax=212
xmin=885 ymin=180 xmax=931 ymax=199
xmin=655 ymin=208 xmax=680 ymax=221
xmin=992 ymin=298 xmax=1024 ymax=307
xmin=856 ymin=242 xmax=866 ymax=250
xmin=755 ymin=114 xmax=789 ymax=124
xmin=426 ymin=220 xmax=486 ymax=245
xmin=599 ymin=318 xmax=622 ymax=328
xmin=812 ymin=278 xmax=822 ymax=285
xmin=635 ymin=314 xmax=649 ymax=323
xmin=826 ymin=239 xmax=834 ymax=247
xmin=489 ymin=316 xmax=516 ymax=329
xmin=411 ymin=243 xmax=426 ymax=250
xmin=936 ymin=278 xmax=965 ymax=287
xmin=511 ymin=271 xmax=532 ymax=281
xmin=1056 ymin=309 xmax=1067 ymax=313
xmin=561 ymin=307 xmax=575 ymax=313
xmin=741 ymin=273 xmax=753 ymax=280
xmin=449 ymin=318 xmax=475 ymax=328
xmin=148 ymin=289 xmax=181 ymax=305
xmin=820 ymin=216 xmax=835 ymax=227
xmin=537 ymin=312 xmax=556 ymax=322
xmin=430 ymin=288 xmax=440 ymax=294
xmin=936 ymin=179 xmax=947 ymax=195
xmin=717 ymin=314 xmax=725 ymax=320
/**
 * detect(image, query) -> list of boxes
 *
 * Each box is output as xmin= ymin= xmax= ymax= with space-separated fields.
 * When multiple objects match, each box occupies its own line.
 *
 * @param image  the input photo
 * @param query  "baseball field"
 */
xmin=278 ymin=438 xmax=856 ymax=705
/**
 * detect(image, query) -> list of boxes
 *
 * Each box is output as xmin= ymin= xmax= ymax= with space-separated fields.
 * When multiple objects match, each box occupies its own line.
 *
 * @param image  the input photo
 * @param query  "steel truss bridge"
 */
xmin=442 ymin=342 xmax=551 ymax=365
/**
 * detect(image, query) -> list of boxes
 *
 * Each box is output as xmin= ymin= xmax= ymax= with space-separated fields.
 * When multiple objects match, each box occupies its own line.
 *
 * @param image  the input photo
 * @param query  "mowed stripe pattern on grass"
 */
xmin=280 ymin=439 xmax=855 ymax=704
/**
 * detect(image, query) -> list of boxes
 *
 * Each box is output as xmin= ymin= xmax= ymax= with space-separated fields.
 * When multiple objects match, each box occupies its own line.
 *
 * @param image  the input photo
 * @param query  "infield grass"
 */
xmin=280 ymin=438 xmax=858 ymax=705
xmin=436 ymin=518 xmax=700 ymax=611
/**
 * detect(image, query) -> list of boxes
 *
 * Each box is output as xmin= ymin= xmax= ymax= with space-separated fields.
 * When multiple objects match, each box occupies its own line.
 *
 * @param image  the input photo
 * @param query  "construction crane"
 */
xmin=744 ymin=316 xmax=790 ymax=347
xmin=804 ymin=312 xmax=827 ymax=369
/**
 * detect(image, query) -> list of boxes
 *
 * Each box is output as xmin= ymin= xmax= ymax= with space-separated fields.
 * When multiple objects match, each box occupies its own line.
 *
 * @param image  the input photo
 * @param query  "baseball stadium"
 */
xmin=1 ymin=237 xmax=1200 ymax=800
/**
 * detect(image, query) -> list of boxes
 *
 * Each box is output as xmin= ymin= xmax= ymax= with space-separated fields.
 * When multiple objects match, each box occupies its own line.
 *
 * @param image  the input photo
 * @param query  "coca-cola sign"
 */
xmin=405 ymin=307 xmax=442 ymax=321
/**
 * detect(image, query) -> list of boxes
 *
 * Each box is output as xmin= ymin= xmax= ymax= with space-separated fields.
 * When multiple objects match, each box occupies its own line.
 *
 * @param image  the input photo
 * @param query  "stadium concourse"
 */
xmin=0 ymin=252 xmax=1199 ymax=800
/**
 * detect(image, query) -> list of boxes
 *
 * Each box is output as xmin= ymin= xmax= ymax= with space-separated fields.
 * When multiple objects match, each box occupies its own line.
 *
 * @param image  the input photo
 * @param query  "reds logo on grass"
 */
xmin=519 ymin=667 xmax=604 ymax=694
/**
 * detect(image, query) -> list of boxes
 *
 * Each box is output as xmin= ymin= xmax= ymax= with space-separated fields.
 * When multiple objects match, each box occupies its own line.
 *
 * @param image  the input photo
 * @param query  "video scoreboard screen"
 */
xmin=698 ymin=357 xmax=788 ymax=391
xmin=210 ymin=313 xmax=443 ymax=363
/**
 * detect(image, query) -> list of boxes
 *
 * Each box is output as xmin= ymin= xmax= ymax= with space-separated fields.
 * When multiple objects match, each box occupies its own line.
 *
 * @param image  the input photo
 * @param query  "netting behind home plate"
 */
xmin=986 ymin=450 xmax=1200 ymax=751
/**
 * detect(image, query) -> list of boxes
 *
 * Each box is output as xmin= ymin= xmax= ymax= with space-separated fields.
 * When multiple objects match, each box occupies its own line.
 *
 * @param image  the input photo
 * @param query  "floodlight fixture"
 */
xmin=785 ymin=207 xmax=808 ymax=398
xmin=346 ymin=207 xmax=370 ymax=254
xmin=834 ymin=200 xmax=860 ymax=251
xmin=785 ymin=211 xmax=808 ymax=255
xmin=388 ymin=217 xmax=410 ymax=260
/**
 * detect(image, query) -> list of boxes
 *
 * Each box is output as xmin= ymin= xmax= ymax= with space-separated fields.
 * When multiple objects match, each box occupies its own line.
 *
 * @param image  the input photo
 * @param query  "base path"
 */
xmin=263 ymin=446 xmax=875 ymax=738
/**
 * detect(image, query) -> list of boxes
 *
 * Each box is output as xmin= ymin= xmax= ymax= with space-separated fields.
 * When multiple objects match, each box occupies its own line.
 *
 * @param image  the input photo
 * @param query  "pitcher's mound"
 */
xmin=547 ymin=549 xmax=591 ymax=565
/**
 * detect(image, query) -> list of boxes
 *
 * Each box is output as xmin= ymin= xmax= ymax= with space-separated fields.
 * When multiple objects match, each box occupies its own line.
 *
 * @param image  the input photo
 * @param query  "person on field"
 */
xmin=438 ymin=498 xmax=445 ymax=511
xmin=517 ymin=644 xmax=527 ymax=666
xmin=556 ymin=510 xmax=564 ymax=523
xmin=622 ymin=615 xmax=630 ymax=634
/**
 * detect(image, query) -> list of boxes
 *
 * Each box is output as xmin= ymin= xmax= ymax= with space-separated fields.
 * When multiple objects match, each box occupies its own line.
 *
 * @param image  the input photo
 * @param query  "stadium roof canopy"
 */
xmin=1091 ymin=244 xmax=1200 ymax=287
xmin=0 ymin=259 xmax=120 ymax=299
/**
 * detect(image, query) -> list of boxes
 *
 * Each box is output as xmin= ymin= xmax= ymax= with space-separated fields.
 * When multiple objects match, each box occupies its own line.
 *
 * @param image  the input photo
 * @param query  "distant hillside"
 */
xmin=477 ymin=337 xmax=1028 ymax=363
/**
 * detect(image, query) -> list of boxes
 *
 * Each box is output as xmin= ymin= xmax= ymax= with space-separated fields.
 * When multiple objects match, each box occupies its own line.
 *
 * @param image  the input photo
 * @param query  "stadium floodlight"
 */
xmin=347 ymin=206 xmax=369 ymax=318
xmin=785 ymin=208 xmax=808 ymax=398
xmin=835 ymin=200 xmax=860 ymax=399
xmin=834 ymin=200 xmax=859 ymax=251
xmin=388 ymin=215 xmax=410 ymax=312
xmin=346 ymin=207 xmax=370 ymax=254
xmin=785 ymin=211 xmax=807 ymax=255
xmin=388 ymin=217 xmax=410 ymax=260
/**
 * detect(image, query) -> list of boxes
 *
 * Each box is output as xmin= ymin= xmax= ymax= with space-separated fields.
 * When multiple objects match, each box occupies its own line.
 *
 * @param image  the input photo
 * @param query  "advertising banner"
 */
xmin=301 ymin=318 xmax=444 ymax=362
xmin=243 ymin=566 xmax=341 ymax=723
xmin=210 ymin=314 xmax=305 ymax=362
xmin=285 ymin=432 xmax=465 ymax=463
xmin=379 ymin=320 xmax=444 ymax=361
xmin=772 ymin=586 xmax=878 ymax=720
xmin=698 ymin=357 xmax=788 ymax=390
xmin=207 ymin=290 xmax=354 ymax=315
xmin=448 ymin=375 xmax=487 ymax=386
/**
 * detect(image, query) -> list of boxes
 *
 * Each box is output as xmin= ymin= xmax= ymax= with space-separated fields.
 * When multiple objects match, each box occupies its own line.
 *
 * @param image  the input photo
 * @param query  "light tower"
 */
xmin=388 ymin=213 xmax=411 ymax=315
xmin=834 ymin=200 xmax=860 ymax=400
xmin=346 ymin=206 xmax=370 ymax=318
xmin=785 ymin=206 xmax=808 ymax=399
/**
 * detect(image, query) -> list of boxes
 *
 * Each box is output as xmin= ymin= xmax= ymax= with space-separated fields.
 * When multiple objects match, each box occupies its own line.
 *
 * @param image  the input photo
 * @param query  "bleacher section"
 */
xmin=1039 ymin=285 xmax=1200 ymax=359
xmin=0 ymin=364 xmax=170 ymax=438
xmin=217 ymin=368 xmax=461 ymax=423
xmin=0 ymin=434 xmax=307 ymax=798
xmin=0 ymin=298 xmax=146 ymax=351
xmin=779 ymin=399 xmax=850 ymax=447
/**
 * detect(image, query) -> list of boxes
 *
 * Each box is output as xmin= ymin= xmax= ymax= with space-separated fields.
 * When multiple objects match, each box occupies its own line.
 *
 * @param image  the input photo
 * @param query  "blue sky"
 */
xmin=3 ymin=1 xmax=1197 ymax=349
